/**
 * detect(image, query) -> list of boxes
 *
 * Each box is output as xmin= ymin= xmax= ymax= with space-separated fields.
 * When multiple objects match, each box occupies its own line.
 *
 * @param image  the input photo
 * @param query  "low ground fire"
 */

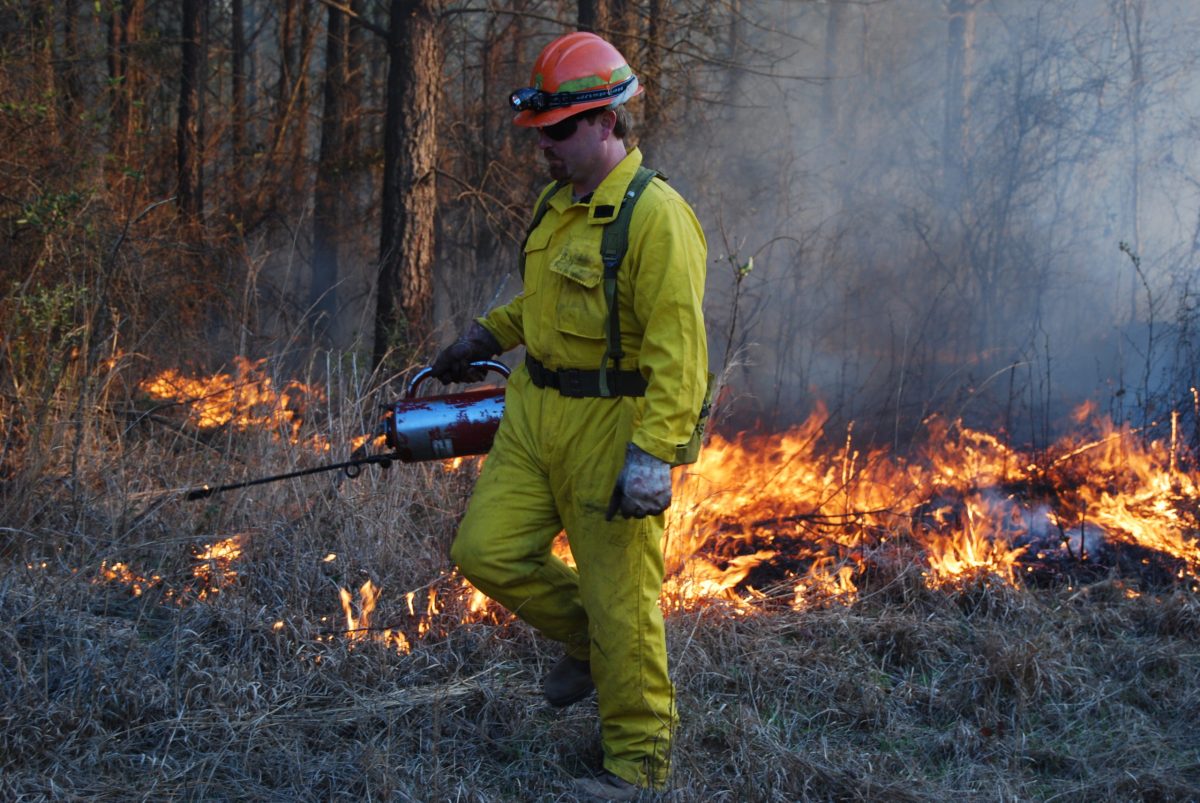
xmin=124 ymin=362 xmax=1200 ymax=654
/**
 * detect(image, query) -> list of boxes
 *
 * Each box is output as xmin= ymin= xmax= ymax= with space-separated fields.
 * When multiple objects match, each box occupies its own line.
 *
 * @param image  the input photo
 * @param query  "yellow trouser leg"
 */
xmin=451 ymin=404 xmax=590 ymax=657
xmin=566 ymin=501 xmax=676 ymax=789
xmin=450 ymin=370 xmax=676 ymax=787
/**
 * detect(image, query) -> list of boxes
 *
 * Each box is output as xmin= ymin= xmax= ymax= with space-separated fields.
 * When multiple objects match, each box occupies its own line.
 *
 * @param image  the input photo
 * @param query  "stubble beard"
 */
xmin=546 ymin=156 xmax=568 ymax=182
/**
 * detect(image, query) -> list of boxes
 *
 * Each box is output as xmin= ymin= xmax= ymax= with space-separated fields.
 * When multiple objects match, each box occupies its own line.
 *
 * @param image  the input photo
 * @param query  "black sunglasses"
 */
xmin=539 ymin=110 xmax=603 ymax=142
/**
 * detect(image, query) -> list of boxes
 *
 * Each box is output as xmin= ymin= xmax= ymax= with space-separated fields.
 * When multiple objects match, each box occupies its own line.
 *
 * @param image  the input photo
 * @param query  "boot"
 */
xmin=571 ymin=771 xmax=640 ymax=801
xmin=543 ymin=654 xmax=594 ymax=707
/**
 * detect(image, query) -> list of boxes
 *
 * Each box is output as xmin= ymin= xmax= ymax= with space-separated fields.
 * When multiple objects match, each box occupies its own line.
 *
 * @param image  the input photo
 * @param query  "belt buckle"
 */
xmin=558 ymin=368 xmax=589 ymax=397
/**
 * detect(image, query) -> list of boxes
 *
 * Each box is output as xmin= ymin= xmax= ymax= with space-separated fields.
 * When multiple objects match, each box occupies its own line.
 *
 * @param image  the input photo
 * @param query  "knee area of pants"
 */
xmin=449 ymin=538 xmax=479 ymax=579
xmin=450 ymin=538 xmax=503 ymax=586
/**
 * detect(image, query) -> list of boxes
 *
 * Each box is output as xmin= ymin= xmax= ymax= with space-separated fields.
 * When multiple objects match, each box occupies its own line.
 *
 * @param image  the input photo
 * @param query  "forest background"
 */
xmin=3 ymin=1 xmax=1200 ymax=800
xmin=9 ymin=0 xmax=1200 ymax=439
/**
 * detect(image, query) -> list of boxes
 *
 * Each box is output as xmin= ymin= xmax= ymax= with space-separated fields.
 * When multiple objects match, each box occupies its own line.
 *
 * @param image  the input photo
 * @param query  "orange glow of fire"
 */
xmin=192 ymin=535 xmax=244 ymax=599
xmin=921 ymin=497 xmax=1027 ymax=584
xmin=97 ymin=535 xmax=247 ymax=602
xmin=1066 ymin=416 xmax=1200 ymax=573
xmin=98 ymin=561 xmax=162 ymax=597
xmin=114 ymin=360 xmax=1200 ymax=648
xmin=339 ymin=580 xmax=412 ymax=653
xmin=140 ymin=357 xmax=323 ymax=444
xmin=325 ymin=571 xmax=520 ymax=656
xmin=662 ymin=403 xmax=1200 ymax=607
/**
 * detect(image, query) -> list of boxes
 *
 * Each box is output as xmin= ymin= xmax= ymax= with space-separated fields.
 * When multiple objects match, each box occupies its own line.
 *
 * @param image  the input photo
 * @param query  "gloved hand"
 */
xmin=431 ymin=322 xmax=501 ymax=384
xmin=606 ymin=443 xmax=672 ymax=520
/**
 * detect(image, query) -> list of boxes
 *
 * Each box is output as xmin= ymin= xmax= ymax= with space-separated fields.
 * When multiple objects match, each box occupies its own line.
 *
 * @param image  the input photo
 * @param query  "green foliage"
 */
xmin=0 ymin=99 xmax=52 ymax=119
xmin=15 ymin=190 xmax=86 ymax=231
xmin=1 ymin=279 xmax=89 ymax=460
xmin=8 ymin=279 xmax=86 ymax=332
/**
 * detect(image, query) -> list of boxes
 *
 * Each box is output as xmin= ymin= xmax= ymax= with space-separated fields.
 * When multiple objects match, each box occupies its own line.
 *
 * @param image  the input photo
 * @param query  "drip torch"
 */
xmin=185 ymin=361 xmax=509 ymax=500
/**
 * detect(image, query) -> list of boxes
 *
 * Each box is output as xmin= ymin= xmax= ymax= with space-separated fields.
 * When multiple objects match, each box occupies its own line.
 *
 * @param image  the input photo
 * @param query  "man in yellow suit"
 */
xmin=432 ymin=31 xmax=708 ymax=800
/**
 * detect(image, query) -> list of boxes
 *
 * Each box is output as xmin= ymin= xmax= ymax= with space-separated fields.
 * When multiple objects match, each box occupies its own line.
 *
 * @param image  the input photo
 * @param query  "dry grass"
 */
xmin=2 ymin=359 xmax=1200 ymax=802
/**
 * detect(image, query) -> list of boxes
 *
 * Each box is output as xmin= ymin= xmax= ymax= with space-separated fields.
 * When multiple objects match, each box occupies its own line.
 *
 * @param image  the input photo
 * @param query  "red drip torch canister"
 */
xmin=383 ymin=360 xmax=509 ymax=462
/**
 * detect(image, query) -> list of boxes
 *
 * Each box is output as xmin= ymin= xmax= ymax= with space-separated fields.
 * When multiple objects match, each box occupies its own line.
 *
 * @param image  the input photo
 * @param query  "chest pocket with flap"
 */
xmin=548 ymin=239 xmax=608 ymax=341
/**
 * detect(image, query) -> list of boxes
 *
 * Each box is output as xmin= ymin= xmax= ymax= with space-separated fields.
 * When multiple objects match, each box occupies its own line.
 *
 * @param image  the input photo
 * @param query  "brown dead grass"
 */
xmin=2 ymin=360 xmax=1199 ymax=802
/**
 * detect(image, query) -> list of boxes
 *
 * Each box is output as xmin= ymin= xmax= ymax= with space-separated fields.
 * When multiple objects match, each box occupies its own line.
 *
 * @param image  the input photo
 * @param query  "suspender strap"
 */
xmin=518 ymin=166 xmax=664 ymax=398
xmin=597 ymin=165 xmax=661 ymax=397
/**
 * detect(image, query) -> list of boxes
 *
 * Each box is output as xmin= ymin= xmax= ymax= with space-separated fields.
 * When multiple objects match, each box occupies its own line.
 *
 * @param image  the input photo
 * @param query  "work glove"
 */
xmin=431 ymin=322 xmax=501 ymax=384
xmin=606 ymin=443 xmax=672 ymax=521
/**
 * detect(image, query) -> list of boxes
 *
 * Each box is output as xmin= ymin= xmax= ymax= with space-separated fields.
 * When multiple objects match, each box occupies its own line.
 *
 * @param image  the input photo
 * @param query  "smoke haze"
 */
xmin=646 ymin=0 xmax=1200 ymax=446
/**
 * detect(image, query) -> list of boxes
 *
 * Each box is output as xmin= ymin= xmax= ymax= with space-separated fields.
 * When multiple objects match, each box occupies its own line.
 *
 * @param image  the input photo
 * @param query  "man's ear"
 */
xmin=597 ymin=108 xmax=617 ymax=139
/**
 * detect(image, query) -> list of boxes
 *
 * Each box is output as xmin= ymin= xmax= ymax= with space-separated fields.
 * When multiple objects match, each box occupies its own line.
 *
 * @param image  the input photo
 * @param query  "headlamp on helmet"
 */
xmin=509 ymin=75 xmax=637 ymax=114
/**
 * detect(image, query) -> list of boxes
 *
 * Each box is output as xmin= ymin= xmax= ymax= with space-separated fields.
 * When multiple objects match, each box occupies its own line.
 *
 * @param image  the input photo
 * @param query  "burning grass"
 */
xmin=2 ymin=357 xmax=1200 ymax=799
xmin=4 ymin=554 xmax=1199 ymax=800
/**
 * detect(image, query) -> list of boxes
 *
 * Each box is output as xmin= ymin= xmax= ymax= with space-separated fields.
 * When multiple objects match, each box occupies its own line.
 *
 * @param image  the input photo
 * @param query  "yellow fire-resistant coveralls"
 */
xmin=450 ymin=147 xmax=707 ymax=788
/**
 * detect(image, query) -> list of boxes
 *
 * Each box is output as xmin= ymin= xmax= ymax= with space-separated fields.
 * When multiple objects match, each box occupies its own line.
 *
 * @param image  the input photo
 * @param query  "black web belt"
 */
xmin=525 ymin=354 xmax=647 ymax=398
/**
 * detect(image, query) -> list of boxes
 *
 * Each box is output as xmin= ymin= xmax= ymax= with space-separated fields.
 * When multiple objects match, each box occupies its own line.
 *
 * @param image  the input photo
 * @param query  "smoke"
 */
xmin=656 ymin=0 xmax=1200 ymax=445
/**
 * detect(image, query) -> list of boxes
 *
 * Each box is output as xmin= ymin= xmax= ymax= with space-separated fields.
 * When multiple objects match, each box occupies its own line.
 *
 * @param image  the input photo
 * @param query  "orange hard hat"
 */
xmin=510 ymin=32 xmax=643 ymax=127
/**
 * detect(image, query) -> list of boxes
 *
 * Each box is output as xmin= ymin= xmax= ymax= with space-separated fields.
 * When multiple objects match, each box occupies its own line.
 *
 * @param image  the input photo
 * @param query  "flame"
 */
xmin=112 ymin=362 xmax=1200 ymax=650
xmin=663 ymin=403 xmax=1200 ymax=607
xmin=662 ymin=550 xmax=777 ymax=609
xmin=96 ymin=535 xmax=247 ymax=602
xmin=140 ymin=357 xmax=324 ymax=445
xmin=1067 ymin=415 xmax=1200 ymax=573
xmin=192 ymin=535 xmax=244 ymax=599
xmin=339 ymin=580 xmax=412 ymax=653
xmin=98 ymin=561 xmax=162 ymax=597
xmin=922 ymin=495 xmax=1027 ymax=584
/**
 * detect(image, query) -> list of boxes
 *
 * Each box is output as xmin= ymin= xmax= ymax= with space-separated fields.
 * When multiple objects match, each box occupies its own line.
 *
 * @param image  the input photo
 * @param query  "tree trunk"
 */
xmin=254 ymin=0 xmax=319 ymax=223
xmin=577 ymin=0 xmax=635 ymax=55
xmin=107 ymin=0 xmax=145 ymax=180
xmin=1120 ymin=0 xmax=1145 ymax=323
xmin=58 ymin=4 xmax=82 ymax=138
xmin=291 ymin=1 xmax=316 ymax=195
xmin=374 ymin=0 xmax=442 ymax=367
xmin=279 ymin=0 xmax=299 ymax=112
xmin=270 ymin=0 xmax=306 ymax=180
xmin=943 ymin=0 xmax=976 ymax=214
xmin=720 ymin=0 xmax=743 ymax=125
xmin=230 ymin=0 xmax=246 ymax=208
xmin=345 ymin=0 xmax=367 ymax=157
xmin=638 ymin=0 xmax=665 ymax=155
xmin=312 ymin=2 xmax=352 ymax=340
xmin=177 ymin=0 xmax=207 ymax=220
xmin=578 ymin=0 xmax=598 ymax=33
xmin=28 ymin=5 xmax=58 ymax=151
xmin=605 ymin=0 xmax=635 ymax=62
xmin=821 ymin=1 xmax=844 ymax=147
xmin=821 ymin=0 xmax=848 ymax=208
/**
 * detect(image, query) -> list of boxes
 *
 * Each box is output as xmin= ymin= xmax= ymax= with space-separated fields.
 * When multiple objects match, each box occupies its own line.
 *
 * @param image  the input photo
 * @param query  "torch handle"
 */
xmin=405 ymin=360 xmax=510 ymax=399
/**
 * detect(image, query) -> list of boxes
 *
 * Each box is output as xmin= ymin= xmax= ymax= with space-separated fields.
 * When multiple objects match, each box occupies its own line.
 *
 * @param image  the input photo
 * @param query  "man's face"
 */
xmin=537 ymin=109 xmax=612 ymax=185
